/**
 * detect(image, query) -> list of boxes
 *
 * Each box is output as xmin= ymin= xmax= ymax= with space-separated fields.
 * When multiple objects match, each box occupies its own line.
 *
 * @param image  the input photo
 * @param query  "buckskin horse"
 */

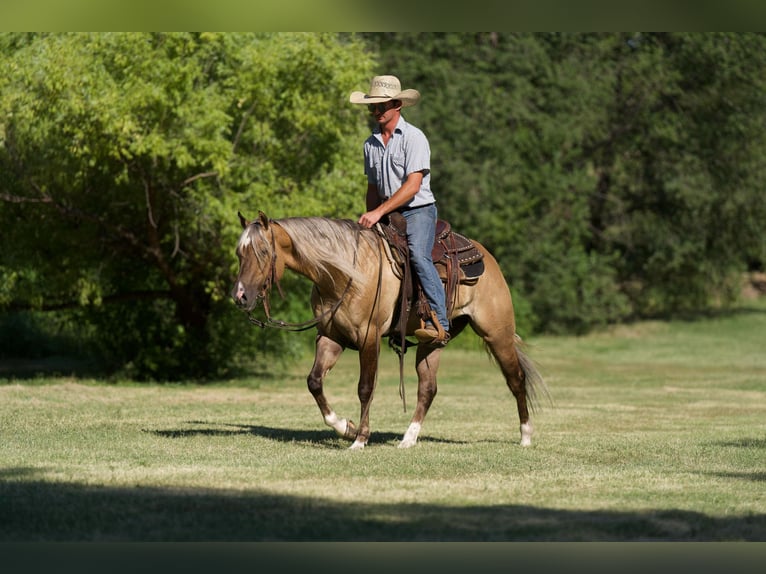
xmin=231 ymin=211 xmax=548 ymax=450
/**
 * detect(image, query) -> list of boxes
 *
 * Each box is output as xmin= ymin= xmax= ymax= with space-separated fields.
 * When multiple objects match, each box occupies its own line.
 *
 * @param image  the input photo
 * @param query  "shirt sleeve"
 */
xmin=404 ymin=127 xmax=431 ymax=177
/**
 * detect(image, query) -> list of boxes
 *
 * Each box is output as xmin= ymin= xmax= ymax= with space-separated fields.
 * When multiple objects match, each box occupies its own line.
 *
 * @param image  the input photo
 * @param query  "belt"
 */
xmin=396 ymin=202 xmax=434 ymax=213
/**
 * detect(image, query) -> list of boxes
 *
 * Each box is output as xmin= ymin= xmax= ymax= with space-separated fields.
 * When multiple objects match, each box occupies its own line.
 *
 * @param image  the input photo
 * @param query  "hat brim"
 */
xmin=349 ymin=88 xmax=420 ymax=107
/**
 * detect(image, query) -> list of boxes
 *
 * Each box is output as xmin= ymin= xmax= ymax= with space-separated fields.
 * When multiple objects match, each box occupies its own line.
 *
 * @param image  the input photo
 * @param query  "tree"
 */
xmin=0 ymin=32 xmax=374 ymax=378
xmin=587 ymin=33 xmax=766 ymax=315
xmin=367 ymin=33 xmax=631 ymax=333
xmin=366 ymin=33 xmax=766 ymax=330
xmin=5 ymin=33 xmax=765 ymax=376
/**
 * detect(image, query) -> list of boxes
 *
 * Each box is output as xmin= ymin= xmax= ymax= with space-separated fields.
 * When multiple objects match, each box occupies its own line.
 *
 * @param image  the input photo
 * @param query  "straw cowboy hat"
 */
xmin=349 ymin=75 xmax=420 ymax=107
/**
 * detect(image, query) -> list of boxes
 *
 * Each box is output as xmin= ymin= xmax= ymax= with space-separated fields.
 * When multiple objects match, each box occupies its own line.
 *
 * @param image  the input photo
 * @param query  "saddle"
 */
xmin=377 ymin=212 xmax=485 ymax=345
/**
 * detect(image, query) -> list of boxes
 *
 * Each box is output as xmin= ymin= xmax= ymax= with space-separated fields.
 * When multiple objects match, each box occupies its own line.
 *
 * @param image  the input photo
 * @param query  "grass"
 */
xmin=0 ymin=302 xmax=765 ymax=541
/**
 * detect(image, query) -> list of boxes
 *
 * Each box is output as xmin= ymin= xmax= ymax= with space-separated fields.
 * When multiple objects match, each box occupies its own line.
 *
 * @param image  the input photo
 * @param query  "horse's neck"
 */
xmin=270 ymin=223 xmax=301 ymax=280
xmin=272 ymin=222 xmax=330 ymax=287
xmin=273 ymin=219 xmax=364 ymax=295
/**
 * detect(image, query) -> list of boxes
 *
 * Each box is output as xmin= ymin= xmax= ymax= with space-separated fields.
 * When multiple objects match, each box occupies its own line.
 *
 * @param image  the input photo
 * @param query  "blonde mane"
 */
xmin=241 ymin=217 xmax=378 ymax=288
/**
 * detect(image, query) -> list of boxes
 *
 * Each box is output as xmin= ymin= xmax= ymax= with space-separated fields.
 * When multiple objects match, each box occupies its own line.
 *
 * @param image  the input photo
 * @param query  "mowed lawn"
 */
xmin=1 ymin=302 xmax=765 ymax=541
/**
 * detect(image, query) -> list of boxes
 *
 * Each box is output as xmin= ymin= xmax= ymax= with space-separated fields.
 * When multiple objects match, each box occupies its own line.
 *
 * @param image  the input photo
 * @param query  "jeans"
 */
xmin=401 ymin=203 xmax=449 ymax=331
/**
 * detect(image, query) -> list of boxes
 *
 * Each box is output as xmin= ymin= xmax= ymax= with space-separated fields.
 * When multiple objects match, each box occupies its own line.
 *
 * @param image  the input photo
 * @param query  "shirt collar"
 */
xmin=373 ymin=115 xmax=408 ymax=140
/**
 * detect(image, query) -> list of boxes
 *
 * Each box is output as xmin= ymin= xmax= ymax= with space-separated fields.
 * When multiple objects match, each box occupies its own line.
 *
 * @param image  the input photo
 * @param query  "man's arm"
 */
xmin=365 ymin=182 xmax=380 ymax=212
xmin=358 ymin=171 xmax=424 ymax=228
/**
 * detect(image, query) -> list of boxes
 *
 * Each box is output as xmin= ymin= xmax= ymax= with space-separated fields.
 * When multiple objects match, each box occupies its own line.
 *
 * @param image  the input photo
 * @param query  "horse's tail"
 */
xmin=514 ymin=334 xmax=552 ymax=414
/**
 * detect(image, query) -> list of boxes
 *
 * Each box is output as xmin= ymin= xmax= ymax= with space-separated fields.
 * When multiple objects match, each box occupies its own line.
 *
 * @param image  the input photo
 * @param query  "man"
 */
xmin=350 ymin=75 xmax=449 ymax=346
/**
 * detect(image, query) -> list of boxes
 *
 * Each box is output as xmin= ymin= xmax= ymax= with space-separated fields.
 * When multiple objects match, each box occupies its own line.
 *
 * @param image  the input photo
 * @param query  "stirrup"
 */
xmin=414 ymin=317 xmax=450 ymax=346
xmin=414 ymin=328 xmax=450 ymax=346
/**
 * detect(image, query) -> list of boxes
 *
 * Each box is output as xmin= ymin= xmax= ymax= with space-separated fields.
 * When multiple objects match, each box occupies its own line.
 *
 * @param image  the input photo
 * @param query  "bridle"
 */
xmin=245 ymin=221 xmax=356 ymax=332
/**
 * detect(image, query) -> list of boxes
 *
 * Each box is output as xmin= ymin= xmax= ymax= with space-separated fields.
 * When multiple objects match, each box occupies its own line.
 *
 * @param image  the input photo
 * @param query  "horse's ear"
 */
xmin=258 ymin=211 xmax=270 ymax=229
xmin=238 ymin=211 xmax=249 ymax=229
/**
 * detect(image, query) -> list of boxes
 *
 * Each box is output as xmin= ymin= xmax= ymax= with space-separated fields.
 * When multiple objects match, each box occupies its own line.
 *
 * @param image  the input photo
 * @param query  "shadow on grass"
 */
xmin=0 ymin=467 xmax=763 ymax=541
xmin=146 ymin=422 xmax=466 ymax=446
xmin=714 ymin=437 xmax=766 ymax=449
xmin=707 ymin=471 xmax=766 ymax=483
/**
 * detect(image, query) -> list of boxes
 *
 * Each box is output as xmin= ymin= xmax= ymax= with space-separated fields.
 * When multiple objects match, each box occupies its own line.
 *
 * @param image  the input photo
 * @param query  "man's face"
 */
xmin=368 ymin=100 xmax=400 ymax=122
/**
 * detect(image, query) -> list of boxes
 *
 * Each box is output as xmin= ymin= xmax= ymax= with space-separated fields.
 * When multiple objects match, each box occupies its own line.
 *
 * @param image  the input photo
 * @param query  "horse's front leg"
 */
xmin=399 ymin=344 xmax=443 ymax=448
xmin=349 ymin=340 xmax=381 ymax=450
xmin=307 ymin=335 xmax=357 ymax=441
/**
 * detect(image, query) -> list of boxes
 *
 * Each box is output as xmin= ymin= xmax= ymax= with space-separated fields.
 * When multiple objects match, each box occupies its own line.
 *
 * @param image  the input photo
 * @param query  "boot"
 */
xmin=414 ymin=321 xmax=450 ymax=346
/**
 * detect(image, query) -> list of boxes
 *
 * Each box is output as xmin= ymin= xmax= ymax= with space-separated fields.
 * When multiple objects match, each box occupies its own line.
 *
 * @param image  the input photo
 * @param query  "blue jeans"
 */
xmin=401 ymin=204 xmax=449 ymax=332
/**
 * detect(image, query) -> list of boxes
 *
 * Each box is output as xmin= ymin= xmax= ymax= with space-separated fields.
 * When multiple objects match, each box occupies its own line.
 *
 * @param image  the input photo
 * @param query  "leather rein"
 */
xmin=246 ymin=222 xmax=356 ymax=332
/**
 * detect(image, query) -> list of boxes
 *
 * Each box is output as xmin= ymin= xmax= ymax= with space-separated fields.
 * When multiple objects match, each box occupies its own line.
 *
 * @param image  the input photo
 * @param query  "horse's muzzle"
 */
xmin=232 ymin=281 xmax=250 ymax=308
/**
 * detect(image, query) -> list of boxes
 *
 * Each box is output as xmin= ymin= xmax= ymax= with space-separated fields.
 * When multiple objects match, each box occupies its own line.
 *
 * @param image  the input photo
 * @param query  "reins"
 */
xmin=247 ymin=282 xmax=352 ymax=331
xmin=246 ymin=221 xmax=356 ymax=332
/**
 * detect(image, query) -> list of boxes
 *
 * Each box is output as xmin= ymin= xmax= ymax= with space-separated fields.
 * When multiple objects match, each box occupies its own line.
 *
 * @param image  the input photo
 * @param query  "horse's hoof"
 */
xmin=397 ymin=438 xmax=417 ymax=449
xmin=348 ymin=439 xmax=366 ymax=450
xmin=343 ymin=419 xmax=357 ymax=440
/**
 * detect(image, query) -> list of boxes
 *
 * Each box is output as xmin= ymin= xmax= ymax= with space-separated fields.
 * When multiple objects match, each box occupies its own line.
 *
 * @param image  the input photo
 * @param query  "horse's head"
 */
xmin=231 ymin=211 xmax=275 ymax=312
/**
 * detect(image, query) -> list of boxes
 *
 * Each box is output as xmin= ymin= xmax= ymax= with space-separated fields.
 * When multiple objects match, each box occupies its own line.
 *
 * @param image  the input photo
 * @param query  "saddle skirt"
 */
xmin=377 ymin=213 xmax=485 ymax=285
xmin=431 ymin=220 xmax=485 ymax=282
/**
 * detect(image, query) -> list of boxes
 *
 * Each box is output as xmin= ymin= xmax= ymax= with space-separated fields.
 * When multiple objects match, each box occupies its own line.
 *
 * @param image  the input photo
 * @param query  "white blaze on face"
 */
xmin=238 ymin=229 xmax=253 ymax=252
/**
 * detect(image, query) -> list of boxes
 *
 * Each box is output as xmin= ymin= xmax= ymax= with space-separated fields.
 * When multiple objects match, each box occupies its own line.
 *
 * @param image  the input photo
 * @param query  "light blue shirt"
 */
xmin=363 ymin=116 xmax=435 ymax=208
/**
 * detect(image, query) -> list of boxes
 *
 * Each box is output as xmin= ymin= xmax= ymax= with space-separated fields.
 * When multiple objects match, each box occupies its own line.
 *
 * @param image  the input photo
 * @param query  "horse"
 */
xmin=231 ymin=211 xmax=548 ymax=450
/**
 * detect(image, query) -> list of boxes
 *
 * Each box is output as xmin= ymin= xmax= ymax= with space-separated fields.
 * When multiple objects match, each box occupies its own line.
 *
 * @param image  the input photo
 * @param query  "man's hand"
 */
xmin=358 ymin=210 xmax=383 ymax=229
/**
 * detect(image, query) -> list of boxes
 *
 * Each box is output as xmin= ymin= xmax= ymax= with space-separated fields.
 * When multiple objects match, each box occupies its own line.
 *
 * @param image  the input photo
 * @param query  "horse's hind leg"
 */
xmin=307 ymin=335 xmax=357 ymax=441
xmin=482 ymin=325 xmax=533 ymax=446
xmin=399 ymin=345 xmax=442 ymax=448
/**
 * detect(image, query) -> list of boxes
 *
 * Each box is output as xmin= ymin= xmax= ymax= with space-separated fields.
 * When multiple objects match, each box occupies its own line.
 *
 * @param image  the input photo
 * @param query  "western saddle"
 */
xmin=375 ymin=212 xmax=485 ymax=352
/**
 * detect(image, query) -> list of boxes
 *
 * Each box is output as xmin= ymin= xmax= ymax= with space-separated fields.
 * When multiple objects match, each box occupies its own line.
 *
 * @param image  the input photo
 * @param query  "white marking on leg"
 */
xmin=398 ymin=422 xmax=422 ymax=449
xmin=349 ymin=438 xmax=366 ymax=450
xmin=520 ymin=422 xmax=533 ymax=447
xmin=324 ymin=412 xmax=349 ymax=438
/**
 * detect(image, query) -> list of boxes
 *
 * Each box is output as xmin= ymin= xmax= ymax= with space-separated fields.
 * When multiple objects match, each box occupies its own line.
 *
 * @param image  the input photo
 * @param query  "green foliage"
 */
xmin=368 ymin=32 xmax=766 ymax=330
xmin=0 ymin=32 xmax=373 ymax=379
xmin=0 ymin=311 xmax=79 ymax=360
xmin=3 ymin=33 xmax=766 ymax=378
xmin=588 ymin=33 xmax=766 ymax=316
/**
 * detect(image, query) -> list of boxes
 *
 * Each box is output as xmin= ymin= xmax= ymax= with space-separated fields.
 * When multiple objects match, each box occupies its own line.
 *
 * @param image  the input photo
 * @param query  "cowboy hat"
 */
xmin=349 ymin=75 xmax=420 ymax=107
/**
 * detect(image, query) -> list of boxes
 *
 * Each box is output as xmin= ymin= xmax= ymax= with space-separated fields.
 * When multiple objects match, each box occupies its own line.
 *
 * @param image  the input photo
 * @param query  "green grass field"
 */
xmin=1 ymin=302 xmax=765 ymax=541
